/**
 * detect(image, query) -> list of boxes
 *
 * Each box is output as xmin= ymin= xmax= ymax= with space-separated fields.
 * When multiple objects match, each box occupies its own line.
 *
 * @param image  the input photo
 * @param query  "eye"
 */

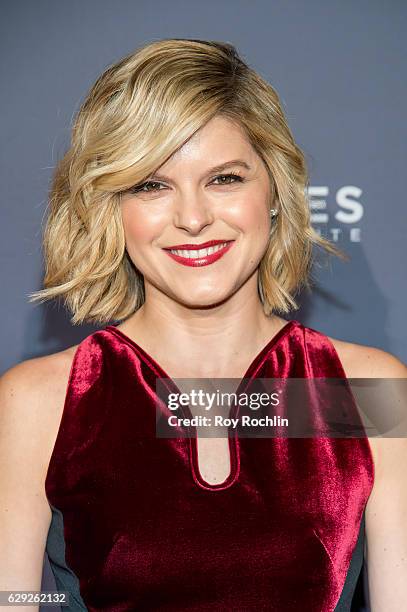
xmin=127 ymin=172 xmax=244 ymax=195
xmin=210 ymin=172 xmax=244 ymax=185
xmin=128 ymin=181 xmax=165 ymax=194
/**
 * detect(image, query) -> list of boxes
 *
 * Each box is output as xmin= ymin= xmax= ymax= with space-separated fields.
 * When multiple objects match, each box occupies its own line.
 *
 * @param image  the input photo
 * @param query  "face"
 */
xmin=120 ymin=114 xmax=272 ymax=309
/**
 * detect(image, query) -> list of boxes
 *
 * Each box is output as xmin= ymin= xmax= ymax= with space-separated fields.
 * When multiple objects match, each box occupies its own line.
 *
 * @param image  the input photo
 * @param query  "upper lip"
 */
xmin=163 ymin=239 xmax=234 ymax=250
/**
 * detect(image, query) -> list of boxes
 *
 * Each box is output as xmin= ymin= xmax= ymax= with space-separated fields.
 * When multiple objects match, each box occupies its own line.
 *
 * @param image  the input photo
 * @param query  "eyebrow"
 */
xmin=148 ymin=159 xmax=251 ymax=181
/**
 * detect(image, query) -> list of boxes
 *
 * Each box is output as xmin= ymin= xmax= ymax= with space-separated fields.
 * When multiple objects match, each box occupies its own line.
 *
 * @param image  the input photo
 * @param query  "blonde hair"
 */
xmin=29 ymin=38 xmax=345 ymax=325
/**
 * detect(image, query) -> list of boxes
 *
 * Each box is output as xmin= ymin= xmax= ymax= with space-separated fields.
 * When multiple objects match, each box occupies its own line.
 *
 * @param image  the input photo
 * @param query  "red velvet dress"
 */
xmin=45 ymin=320 xmax=374 ymax=611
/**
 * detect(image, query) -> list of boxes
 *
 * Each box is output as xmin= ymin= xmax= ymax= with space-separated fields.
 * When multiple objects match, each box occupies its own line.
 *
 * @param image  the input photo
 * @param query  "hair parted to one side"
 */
xmin=29 ymin=38 xmax=346 ymax=325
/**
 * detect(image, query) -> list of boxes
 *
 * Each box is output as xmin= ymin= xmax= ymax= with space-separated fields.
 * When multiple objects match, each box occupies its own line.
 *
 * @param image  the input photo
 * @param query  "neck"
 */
xmin=118 ymin=278 xmax=285 ymax=378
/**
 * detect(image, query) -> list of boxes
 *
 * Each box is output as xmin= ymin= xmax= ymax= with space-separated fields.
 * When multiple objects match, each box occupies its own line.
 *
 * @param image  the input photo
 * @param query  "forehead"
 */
xmin=166 ymin=115 xmax=254 ymax=168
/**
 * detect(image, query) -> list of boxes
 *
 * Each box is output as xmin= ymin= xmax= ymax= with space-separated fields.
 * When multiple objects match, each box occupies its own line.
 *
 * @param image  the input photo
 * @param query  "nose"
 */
xmin=172 ymin=189 xmax=215 ymax=234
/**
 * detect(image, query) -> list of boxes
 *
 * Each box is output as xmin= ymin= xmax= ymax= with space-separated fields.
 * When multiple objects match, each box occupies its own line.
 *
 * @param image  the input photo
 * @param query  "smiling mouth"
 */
xmin=162 ymin=241 xmax=235 ymax=267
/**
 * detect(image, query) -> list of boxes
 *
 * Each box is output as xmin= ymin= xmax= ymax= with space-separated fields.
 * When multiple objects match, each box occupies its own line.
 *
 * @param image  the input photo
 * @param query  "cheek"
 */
xmin=121 ymin=205 xmax=160 ymax=246
xmin=241 ymin=197 xmax=270 ymax=255
xmin=236 ymin=198 xmax=269 ymax=233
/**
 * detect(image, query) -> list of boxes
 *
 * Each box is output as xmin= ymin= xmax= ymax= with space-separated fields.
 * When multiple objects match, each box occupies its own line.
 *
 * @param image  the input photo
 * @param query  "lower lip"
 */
xmin=163 ymin=242 xmax=235 ymax=267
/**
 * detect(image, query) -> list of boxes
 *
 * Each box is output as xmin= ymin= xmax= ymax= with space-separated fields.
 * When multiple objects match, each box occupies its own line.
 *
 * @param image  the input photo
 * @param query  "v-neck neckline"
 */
xmin=104 ymin=319 xmax=298 ymax=492
xmin=105 ymin=319 xmax=298 ymax=392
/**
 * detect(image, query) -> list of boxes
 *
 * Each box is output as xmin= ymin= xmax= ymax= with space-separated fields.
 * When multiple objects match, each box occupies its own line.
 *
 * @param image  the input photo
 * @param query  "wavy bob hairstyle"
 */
xmin=29 ymin=38 xmax=344 ymax=325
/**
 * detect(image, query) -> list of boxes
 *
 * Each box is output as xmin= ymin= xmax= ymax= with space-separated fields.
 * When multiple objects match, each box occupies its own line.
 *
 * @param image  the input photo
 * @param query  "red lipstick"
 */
xmin=162 ymin=240 xmax=235 ymax=267
xmin=163 ymin=239 xmax=233 ymax=250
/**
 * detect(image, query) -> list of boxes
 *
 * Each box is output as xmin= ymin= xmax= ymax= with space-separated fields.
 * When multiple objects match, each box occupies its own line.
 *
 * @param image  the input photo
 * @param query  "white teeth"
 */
xmin=169 ymin=242 xmax=229 ymax=259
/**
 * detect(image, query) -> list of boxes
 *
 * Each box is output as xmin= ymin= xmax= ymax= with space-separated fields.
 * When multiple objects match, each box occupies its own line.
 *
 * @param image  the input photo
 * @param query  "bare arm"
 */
xmin=365 ymin=434 xmax=407 ymax=611
xmin=362 ymin=351 xmax=407 ymax=611
xmin=331 ymin=340 xmax=407 ymax=611
xmin=0 ymin=350 xmax=74 ymax=611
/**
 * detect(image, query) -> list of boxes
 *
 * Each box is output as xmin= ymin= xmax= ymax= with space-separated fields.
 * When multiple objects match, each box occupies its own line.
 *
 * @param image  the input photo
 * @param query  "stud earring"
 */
xmin=269 ymin=208 xmax=278 ymax=219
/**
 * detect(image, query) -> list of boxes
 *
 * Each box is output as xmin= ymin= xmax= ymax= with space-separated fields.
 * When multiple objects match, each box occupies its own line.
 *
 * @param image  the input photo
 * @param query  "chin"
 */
xmin=174 ymin=291 xmax=232 ymax=310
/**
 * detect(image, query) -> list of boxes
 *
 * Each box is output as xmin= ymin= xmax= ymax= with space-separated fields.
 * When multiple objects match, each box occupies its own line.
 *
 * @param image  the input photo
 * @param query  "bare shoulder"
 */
xmin=326 ymin=335 xmax=407 ymax=379
xmin=0 ymin=343 xmax=80 ymax=476
xmin=0 ymin=343 xmax=79 ymax=409
xmin=327 ymin=334 xmax=407 ymax=478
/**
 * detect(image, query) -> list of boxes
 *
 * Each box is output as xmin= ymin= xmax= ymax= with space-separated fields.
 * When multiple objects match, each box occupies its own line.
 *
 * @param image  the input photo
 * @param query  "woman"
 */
xmin=0 ymin=39 xmax=406 ymax=612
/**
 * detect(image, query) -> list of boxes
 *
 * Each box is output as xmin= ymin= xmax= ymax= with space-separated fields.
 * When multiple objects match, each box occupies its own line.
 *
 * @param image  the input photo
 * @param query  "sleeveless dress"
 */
xmin=44 ymin=320 xmax=374 ymax=611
